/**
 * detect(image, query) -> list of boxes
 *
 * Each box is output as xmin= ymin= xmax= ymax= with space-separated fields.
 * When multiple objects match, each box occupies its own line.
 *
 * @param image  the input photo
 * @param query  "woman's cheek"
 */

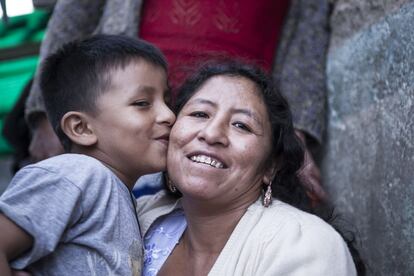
xmin=167 ymin=130 xmax=185 ymax=165
xmin=169 ymin=129 xmax=184 ymax=149
xmin=170 ymin=120 xmax=195 ymax=147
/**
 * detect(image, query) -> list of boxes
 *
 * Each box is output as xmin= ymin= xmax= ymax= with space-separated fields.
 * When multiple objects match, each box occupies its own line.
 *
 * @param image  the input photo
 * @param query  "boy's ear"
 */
xmin=61 ymin=111 xmax=97 ymax=146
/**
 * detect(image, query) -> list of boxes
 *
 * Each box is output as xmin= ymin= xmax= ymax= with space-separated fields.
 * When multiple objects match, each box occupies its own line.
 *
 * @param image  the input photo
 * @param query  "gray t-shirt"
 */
xmin=0 ymin=154 xmax=142 ymax=275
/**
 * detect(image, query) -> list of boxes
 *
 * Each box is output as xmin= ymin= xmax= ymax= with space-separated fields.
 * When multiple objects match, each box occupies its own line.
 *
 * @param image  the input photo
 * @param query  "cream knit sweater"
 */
xmin=137 ymin=191 xmax=356 ymax=276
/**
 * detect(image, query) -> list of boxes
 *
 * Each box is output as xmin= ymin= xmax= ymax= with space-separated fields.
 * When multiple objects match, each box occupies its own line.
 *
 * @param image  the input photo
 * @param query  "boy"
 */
xmin=0 ymin=34 xmax=175 ymax=275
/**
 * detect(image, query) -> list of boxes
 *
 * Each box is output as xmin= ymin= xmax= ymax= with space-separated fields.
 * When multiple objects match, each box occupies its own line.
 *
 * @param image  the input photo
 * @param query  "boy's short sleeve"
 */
xmin=0 ymin=166 xmax=83 ymax=269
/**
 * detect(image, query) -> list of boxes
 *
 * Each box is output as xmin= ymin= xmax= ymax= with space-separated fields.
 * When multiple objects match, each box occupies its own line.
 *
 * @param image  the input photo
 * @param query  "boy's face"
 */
xmin=89 ymin=60 xmax=175 ymax=187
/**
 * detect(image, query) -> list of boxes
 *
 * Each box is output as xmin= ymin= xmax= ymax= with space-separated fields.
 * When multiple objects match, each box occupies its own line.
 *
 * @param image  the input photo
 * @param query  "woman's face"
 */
xmin=167 ymin=75 xmax=274 ymax=207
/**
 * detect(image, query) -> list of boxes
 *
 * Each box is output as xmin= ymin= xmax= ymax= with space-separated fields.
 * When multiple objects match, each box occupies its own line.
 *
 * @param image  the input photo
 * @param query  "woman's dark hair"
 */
xmin=175 ymin=61 xmax=307 ymax=206
xmin=172 ymin=60 xmax=365 ymax=275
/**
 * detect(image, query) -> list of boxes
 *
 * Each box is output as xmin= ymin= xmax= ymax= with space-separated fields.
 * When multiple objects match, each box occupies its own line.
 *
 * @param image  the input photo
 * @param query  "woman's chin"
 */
xmin=179 ymin=185 xmax=213 ymax=199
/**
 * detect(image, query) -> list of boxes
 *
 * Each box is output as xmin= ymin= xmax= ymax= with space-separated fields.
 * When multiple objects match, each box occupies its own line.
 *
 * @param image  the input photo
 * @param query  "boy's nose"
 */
xmin=157 ymin=103 xmax=176 ymax=126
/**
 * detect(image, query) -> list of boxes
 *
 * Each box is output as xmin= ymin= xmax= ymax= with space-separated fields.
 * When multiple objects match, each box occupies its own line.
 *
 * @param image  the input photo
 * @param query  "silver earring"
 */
xmin=263 ymin=181 xmax=272 ymax=207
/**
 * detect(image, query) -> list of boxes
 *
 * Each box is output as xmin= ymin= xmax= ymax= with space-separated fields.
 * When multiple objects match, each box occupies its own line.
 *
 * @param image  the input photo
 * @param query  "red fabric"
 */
xmin=140 ymin=0 xmax=290 ymax=93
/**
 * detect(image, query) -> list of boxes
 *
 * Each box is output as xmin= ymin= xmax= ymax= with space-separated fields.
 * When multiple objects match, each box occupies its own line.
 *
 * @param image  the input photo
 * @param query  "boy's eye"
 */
xmin=189 ymin=111 xmax=208 ymax=118
xmin=233 ymin=122 xmax=251 ymax=132
xmin=132 ymin=100 xmax=151 ymax=107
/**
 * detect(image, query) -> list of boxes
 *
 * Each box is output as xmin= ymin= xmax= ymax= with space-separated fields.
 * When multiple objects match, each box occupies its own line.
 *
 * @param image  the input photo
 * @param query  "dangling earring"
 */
xmin=165 ymin=173 xmax=177 ymax=193
xmin=263 ymin=181 xmax=272 ymax=207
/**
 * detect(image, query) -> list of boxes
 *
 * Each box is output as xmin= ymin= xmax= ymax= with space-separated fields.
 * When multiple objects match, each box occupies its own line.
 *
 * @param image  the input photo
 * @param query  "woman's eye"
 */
xmin=189 ymin=111 xmax=208 ymax=118
xmin=133 ymin=101 xmax=150 ymax=107
xmin=233 ymin=122 xmax=251 ymax=132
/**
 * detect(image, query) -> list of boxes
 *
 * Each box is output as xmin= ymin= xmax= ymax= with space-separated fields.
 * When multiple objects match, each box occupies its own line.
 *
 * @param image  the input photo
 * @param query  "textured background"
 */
xmin=0 ymin=157 xmax=12 ymax=194
xmin=322 ymin=1 xmax=414 ymax=275
xmin=1 ymin=1 xmax=413 ymax=274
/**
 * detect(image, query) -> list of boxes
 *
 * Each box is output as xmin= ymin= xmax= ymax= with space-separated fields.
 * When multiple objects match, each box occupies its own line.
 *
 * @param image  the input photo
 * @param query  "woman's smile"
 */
xmin=187 ymin=151 xmax=227 ymax=169
xmin=167 ymin=75 xmax=273 ymax=203
xmin=189 ymin=155 xmax=225 ymax=169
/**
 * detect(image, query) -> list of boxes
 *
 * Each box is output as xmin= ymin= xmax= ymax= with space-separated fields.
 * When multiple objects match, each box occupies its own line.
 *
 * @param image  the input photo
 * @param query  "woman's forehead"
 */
xmin=190 ymin=75 xmax=263 ymax=105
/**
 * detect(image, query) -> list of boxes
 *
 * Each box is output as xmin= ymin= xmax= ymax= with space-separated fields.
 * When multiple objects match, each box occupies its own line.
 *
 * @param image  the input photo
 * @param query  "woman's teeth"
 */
xmin=190 ymin=155 xmax=224 ymax=169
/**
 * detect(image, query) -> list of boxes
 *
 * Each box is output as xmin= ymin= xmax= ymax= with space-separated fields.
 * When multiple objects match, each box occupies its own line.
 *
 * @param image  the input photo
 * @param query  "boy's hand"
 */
xmin=0 ymin=214 xmax=33 ymax=276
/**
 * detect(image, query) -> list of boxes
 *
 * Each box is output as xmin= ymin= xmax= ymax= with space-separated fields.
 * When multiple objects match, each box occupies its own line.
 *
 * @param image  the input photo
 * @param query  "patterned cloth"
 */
xmin=142 ymin=209 xmax=186 ymax=276
xmin=140 ymin=0 xmax=289 ymax=90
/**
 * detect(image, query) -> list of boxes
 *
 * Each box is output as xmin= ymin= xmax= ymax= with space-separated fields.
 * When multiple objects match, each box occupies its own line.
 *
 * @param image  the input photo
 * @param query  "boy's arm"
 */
xmin=0 ymin=214 xmax=33 ymax=276
xmin=0 ymin=164 xmax=84 ymax=270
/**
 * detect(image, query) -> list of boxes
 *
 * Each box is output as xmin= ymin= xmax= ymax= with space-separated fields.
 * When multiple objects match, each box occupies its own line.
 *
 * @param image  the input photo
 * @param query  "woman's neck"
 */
xmin=180 ymin=197 xmax=255 ymax=254
xmin=157 ymin=195 xmax=260 ymax=275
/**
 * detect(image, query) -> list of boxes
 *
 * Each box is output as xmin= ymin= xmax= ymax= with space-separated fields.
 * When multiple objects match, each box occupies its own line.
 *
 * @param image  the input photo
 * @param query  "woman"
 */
xmin=137 ymin=61 xmax=362 ymax=275
xmin=27 ymin=0 xmax=327 ymax=207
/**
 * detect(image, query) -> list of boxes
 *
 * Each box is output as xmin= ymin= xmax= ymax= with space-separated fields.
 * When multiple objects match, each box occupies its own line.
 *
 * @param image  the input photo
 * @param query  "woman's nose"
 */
xmin=197 ymin=118 xmax=229 ymax=146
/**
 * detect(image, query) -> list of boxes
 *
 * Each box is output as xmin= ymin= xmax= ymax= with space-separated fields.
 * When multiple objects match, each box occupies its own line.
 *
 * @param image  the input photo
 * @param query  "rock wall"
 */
xmin=323 ymin=1 xmax=414 ymax=275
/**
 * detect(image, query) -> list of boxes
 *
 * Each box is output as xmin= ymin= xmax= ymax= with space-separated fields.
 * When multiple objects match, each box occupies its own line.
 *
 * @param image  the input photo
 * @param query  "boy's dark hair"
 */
xmin=40 ymin=34 xmax=168 ymax=151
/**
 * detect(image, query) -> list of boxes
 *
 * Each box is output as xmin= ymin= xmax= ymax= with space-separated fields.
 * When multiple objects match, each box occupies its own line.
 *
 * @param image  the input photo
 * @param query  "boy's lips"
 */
xmin=155 ymin=133 xmax=170 ymax=145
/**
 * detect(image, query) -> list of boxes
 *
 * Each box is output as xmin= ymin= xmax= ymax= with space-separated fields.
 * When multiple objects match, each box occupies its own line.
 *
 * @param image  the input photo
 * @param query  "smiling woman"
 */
xmin=137 ymin=61 xmax=364 ymax=276
xmin=168 ymin=74 xmax=273 ymax=205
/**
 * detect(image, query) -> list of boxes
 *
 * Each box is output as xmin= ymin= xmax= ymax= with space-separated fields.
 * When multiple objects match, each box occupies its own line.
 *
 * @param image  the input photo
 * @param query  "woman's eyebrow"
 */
xmin=188 ymin=98 xmax=216 ymax=107
xmin=188 ymin=98 xmax=262 ymax=125
xmin=232 ymin=108 xmax=262 ymax=125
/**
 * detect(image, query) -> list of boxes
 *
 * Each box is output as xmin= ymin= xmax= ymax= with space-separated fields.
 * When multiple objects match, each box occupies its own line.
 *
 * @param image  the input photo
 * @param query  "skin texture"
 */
xmin=0 ymin=214 xmax=33 ymax=276
xmin=78 ymin=61 xmax=175 ymax=188
xmin=168 ymin=75 xmax=274 ymax=209
xmin=160 ymin=76 xmax=275 ymax=275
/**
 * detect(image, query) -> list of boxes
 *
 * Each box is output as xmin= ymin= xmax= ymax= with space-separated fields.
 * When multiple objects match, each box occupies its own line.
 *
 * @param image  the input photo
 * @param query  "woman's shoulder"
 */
xmin=270 ymin=200 xmax=330 ymax=226
xmin=136 ymin=190 xmax=179 ymax=215
xmin=260 ymin=199 xmax=341 ymax=242
xmin=251 ymin=200 xmax=356 ymax=274
xmin=244 ymin=199 xmax=350 ymax=258
xmin=136 ymin=191 xmax=181 ymax=236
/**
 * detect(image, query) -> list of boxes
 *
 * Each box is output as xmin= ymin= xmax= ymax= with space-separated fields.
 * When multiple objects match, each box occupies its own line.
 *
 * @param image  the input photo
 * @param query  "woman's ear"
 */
xmin=262 ymin=159 xmax=280 ymax=185
xmin=61 ymin=111 xmax=97 ymax=147
xmin=263 ymin=166 xmax=276 ymax=185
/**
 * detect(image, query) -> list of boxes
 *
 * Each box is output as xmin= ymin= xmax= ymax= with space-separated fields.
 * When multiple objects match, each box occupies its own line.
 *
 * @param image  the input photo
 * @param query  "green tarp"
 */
xmin=0 ymin=10 xmax=49 ymax=154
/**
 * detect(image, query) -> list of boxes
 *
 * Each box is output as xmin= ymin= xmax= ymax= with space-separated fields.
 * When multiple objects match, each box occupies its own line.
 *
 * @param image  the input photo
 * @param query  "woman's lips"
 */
xmin=187 ymin=152 xmax=227 ymax=169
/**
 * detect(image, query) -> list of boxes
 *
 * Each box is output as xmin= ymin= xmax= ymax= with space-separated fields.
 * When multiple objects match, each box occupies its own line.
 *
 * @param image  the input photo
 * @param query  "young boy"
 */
xmin=0 ymin=34 xmax=175 ymax=275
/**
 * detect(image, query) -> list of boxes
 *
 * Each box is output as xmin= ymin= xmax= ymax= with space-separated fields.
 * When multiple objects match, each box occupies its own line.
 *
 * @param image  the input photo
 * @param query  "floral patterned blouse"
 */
xmin=142 ymin=209 xmax=187 ymax=276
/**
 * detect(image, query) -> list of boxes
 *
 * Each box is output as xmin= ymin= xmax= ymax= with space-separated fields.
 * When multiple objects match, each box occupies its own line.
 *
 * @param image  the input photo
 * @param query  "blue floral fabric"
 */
xmin=142 ymin=209 xmax=187 ymax=276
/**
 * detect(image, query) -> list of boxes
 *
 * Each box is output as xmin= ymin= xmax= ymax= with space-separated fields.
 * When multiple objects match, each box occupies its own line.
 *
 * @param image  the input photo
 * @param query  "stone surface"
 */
xmin=329 ymin=0 xmax=411 ymax=47
xmin=323 ymin=2 xmax=414 ymax=275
